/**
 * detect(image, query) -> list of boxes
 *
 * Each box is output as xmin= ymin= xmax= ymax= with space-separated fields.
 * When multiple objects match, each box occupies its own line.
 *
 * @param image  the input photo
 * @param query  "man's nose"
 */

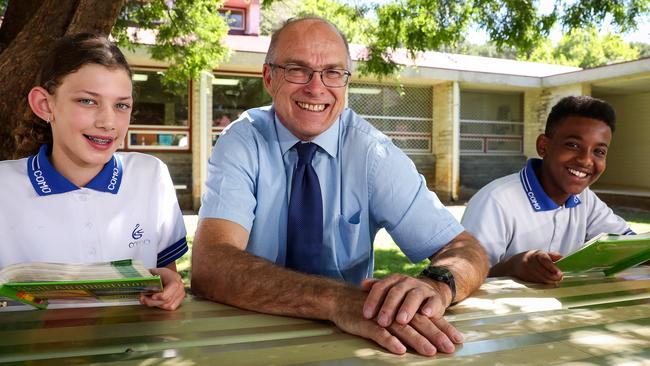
xmin=304 ymin=71 xmax=327 ymax=94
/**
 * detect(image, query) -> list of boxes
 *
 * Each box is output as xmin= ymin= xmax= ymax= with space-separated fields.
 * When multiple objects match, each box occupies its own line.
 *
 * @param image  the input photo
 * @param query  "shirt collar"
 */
xmin=274 ymin=110 xmax=340 ymax=158
xmin=519 ymin=158 xmax=581 ymax=211
xmin=27 ymin=144 xmax=123 ymax=196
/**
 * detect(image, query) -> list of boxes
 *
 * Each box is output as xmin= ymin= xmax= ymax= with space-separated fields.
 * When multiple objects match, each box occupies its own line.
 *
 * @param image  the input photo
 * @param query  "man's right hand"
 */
xmin=511 ymin=250 xmax=564 ymax=284
xmin=329 ymin=287 xmax=460 ymax=356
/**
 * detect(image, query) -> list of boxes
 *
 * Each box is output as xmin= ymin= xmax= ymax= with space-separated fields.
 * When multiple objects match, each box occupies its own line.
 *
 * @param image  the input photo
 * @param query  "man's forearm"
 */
xmin=191 ymin=243 xmax=352 ymax=320
xmin=428 ymin=231 xmax=489 ymax=303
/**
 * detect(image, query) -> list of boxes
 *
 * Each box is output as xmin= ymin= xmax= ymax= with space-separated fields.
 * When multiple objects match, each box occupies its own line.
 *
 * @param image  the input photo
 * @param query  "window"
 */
xmin=348 ymin=83 xmax=433 ymax=154
xmin=126 ymin=70 xmax=190 ymax=151
xmin=219 ymin=8 xmax=245 ymax=31
xmin=460 ymin=91 xmax=524 ymax=155
xmin=211 ymin=75 xmax=272 ymax=144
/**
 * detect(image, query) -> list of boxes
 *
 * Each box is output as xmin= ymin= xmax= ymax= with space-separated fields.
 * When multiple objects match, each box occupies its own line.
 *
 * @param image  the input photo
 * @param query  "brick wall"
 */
xmin=459 ymin=155 xmax=527 ymax=199
xmin=409 ymin=153 xmax=436 ymax=191
xmin=433 ymin=81 xmax=459 ymax=200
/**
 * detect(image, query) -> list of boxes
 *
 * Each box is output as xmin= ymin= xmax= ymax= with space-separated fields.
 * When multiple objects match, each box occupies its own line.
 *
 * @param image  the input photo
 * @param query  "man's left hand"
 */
xmin=362 ymin=274 xmax=451 ymax=325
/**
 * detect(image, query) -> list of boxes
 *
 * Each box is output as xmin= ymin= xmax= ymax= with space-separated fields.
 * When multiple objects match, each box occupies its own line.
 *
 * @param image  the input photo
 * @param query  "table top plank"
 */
xmin=1 ymin=267 xmax=648 ymax=365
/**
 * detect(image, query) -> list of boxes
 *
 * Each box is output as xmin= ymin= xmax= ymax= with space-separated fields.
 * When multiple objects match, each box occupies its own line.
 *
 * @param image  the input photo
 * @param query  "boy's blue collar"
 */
xmin=27 ymin=144 xmax=123 ymax=196
xmin=519 ymin=158 xmax=581 ymax=212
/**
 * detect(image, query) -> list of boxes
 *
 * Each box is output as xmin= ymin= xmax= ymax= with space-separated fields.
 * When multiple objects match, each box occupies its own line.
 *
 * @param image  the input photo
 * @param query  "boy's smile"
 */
xmin=536 ymin=116 xmax=612 ymax=205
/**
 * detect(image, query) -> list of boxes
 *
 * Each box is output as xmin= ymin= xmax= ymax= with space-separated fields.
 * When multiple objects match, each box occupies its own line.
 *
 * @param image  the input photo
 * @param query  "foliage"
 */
xmin=260 ymin=0 xmax=372 ymax=45
xmin=262 ymin=0 xmax=649 ymax=76
xmin=525 ymin=27 xmax=640 ymax=68
xmin=112 ymin=0 xmax=231 ymax=89
xmin=440 ymin=41 xmax=517 ymax=59
xmin=631 ymin=42 xmax=650 ymax=58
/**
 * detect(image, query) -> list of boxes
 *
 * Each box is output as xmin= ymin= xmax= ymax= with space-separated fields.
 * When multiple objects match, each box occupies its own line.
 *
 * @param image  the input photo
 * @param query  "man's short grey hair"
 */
xmin=264 ymin=16 xmax=353 ymax=70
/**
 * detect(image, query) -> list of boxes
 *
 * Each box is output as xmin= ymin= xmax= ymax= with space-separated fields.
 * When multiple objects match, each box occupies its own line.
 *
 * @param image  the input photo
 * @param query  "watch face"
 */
xmin=426 ymin=266 xmax=453 ymax=280
xmin=422 ymin=266 xmax=456 ymax=303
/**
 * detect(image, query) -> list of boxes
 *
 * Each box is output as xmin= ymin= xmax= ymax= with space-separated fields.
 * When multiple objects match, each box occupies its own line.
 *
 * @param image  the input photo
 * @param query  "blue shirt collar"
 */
xmin=274 ymin=111 xmax=340 ymax=158
xmin=519 ymin=158 xmax=581 ymax=211
xmin=27 ymin=144 xmax=123 ymax=196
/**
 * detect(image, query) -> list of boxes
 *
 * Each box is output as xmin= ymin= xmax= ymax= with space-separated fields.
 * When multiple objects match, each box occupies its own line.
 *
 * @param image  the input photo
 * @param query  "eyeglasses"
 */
xmin=267 ymin=63 xmax=351 ymax=88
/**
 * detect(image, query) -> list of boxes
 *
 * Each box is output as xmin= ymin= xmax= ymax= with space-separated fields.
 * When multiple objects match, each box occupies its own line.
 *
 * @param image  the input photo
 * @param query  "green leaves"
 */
xmin=261 ymin=0 xmax=648 ymax=77
xmin=113 ymin=0 xmax=230 ymax=89
xmin=525 ymin=27 xmax=640 ymax=68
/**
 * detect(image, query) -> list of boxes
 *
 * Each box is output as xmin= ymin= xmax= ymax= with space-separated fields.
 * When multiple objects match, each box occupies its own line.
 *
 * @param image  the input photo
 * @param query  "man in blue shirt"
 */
xmin=192 ymin=16 xmax=488 ymax=357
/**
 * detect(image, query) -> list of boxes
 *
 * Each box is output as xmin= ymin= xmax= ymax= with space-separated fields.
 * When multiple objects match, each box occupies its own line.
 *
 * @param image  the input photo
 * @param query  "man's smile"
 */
xmin=296 ymin=101 xmax=328 ymax=112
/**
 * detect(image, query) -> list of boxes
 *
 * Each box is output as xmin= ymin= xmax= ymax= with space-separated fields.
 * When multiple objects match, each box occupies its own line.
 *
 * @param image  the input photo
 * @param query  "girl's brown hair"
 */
xmin=14 ymin=33 xmax=132 ymax=158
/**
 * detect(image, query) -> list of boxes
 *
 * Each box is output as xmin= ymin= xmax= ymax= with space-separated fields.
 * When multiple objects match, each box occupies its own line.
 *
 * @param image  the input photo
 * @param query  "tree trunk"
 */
xmin=0 ymin=0 xmax=124 ymax=160
xmin=0 ymin=0 xmax=44 ymax=53
xmin=67 ymin=0 xmax=125 ymax=35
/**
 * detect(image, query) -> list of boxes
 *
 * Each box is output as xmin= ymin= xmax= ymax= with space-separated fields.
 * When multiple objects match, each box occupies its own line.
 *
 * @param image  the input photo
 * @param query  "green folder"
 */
xmin=555 ymin=232 xmax=650 ymax=276
xmin=0 ymin=259 xmax=162 ymax=309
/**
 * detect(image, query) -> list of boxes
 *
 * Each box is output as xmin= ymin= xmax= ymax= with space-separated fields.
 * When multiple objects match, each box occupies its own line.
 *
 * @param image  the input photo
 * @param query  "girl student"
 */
xmin=0 ymin=33 xmax=188 ymax=310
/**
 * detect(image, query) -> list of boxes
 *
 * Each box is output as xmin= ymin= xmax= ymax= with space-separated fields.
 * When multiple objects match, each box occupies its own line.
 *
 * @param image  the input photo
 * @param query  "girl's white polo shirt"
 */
xmin=0 ymin=145 xmax=188 ymax=269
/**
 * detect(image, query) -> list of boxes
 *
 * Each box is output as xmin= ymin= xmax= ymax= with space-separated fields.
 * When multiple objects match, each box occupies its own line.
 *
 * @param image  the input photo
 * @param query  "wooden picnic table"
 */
xmin=1 ymin=267 xmax=649 ymax=365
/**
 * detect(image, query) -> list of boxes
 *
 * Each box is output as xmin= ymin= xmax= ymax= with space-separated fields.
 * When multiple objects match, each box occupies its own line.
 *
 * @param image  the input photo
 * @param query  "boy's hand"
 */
xmin=512 ymin=250 xmax=564 ymax=284
xmin=140 ymin=267 xmax=186 ymax=310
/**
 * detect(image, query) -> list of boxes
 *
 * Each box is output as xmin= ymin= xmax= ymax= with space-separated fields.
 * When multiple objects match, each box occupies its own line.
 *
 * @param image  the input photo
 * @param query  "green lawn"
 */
xmin=176 ymin=205 xmax=650 ymax=283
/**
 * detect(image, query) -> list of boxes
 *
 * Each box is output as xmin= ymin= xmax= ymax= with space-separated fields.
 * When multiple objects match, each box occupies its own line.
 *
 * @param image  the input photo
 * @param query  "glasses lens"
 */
xmin=280 ymin=65 xmax=349 ymax=87
xmin=283 ymin=66 xmax=311 ymax=84
xmin=322 ymin=69 xmax=349 ymax=87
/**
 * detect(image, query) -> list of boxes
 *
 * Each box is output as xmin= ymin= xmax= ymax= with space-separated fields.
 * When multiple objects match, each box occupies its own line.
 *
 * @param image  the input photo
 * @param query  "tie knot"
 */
xmin=295 ymin=142 xmax=318 ymax=165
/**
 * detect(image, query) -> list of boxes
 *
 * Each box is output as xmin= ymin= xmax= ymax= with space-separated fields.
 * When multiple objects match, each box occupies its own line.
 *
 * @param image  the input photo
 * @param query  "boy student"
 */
xmin=0 ymin=33 xmax=187 ymax=310
xmin=461 ymin=96 xmax=633 ymax=284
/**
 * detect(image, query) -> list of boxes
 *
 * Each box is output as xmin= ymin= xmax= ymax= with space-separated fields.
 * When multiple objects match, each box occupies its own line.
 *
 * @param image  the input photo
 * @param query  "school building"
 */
xmin=121 ymin=0 xmax=650 ymax=211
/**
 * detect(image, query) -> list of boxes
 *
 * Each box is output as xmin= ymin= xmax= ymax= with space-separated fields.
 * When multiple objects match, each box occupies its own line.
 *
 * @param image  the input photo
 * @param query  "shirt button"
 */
xmin=85 ymin=222 xmax=93 ymax=229
xmin=88 ymin=248 xmax=97 ymax=256
xmin=79 ymin=195 xmax=87 ymax=202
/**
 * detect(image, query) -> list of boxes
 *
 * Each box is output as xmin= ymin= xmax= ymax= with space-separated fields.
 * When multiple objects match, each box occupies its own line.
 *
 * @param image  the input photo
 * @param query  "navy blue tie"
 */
xmin=286 ymin=142 xmax=323 ymax=275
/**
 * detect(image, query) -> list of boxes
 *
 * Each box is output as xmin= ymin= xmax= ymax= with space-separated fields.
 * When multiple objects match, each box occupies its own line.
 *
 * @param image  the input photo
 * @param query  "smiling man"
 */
xmin=191 ymin=17 xmax=488 ymax=356
xmin=461 ymin=95 xmax=634 ymax=284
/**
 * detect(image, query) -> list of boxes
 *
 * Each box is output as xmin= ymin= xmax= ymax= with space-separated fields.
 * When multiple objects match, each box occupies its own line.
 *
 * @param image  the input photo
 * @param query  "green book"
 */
xmin=555 ymin=232 xmax=650 ymax=276
xmin=0 ymin=259 xmax=162 ymax=309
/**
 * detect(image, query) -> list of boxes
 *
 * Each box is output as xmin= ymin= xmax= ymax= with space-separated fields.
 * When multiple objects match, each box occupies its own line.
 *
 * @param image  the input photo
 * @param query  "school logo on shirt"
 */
xmin=132 ymin=224 xmax=144 ymax=239
xmin=129 ymin=223 xmax=150 ymax=248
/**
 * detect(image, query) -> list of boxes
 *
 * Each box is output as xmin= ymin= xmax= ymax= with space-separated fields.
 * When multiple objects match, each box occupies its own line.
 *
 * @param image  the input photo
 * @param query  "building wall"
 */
xmin=594 ymin=92 xmax=650 ymax=190
xmin=148 ymin=152 xmax=194 ymax=211
xmin=409 ymin=154 xmax=436 ymax=191
xmin=433 ymin=81 xmax=460 ymax=201
xmin=523 ymin=84 xmax=590 ymax=158
xmin=459 ymin=155 xmax=527 ymax=198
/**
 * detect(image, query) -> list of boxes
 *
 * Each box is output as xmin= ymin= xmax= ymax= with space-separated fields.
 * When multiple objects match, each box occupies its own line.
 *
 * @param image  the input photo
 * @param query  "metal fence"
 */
xmin=348 ymin=83 xmax=433 ymax=154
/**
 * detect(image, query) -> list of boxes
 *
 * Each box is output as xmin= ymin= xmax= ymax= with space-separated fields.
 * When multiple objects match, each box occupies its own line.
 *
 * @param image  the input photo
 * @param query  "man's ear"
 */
xmin=536 ymin=134 xmax=549 ymax=158
xmin=262 ymin=63 xmax=275 ymax=96
xmin=28 ymin=86 xmax=53 ymax=122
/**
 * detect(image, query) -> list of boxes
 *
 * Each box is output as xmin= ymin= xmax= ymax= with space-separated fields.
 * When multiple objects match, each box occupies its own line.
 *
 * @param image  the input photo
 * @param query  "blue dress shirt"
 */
xmin=199 ymin=106 xmax=464 ymax=285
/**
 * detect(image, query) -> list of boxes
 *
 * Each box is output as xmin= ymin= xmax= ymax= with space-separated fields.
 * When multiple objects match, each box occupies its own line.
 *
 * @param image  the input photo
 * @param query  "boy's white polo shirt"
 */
xmin=0 ymin=145 xmax=188 ymax=269
xmin=461 ymin=158 xmax=632 ymax=266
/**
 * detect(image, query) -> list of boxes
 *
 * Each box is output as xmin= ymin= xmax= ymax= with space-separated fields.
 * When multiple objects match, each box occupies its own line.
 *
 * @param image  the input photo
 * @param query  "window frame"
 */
xmin=123 ymin=66 xmax=192 ymax=153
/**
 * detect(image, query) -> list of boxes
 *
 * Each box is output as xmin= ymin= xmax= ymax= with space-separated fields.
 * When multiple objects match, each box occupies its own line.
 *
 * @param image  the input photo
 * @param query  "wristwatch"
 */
xmin=420 ymin=266 xmax=456 ymax=305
